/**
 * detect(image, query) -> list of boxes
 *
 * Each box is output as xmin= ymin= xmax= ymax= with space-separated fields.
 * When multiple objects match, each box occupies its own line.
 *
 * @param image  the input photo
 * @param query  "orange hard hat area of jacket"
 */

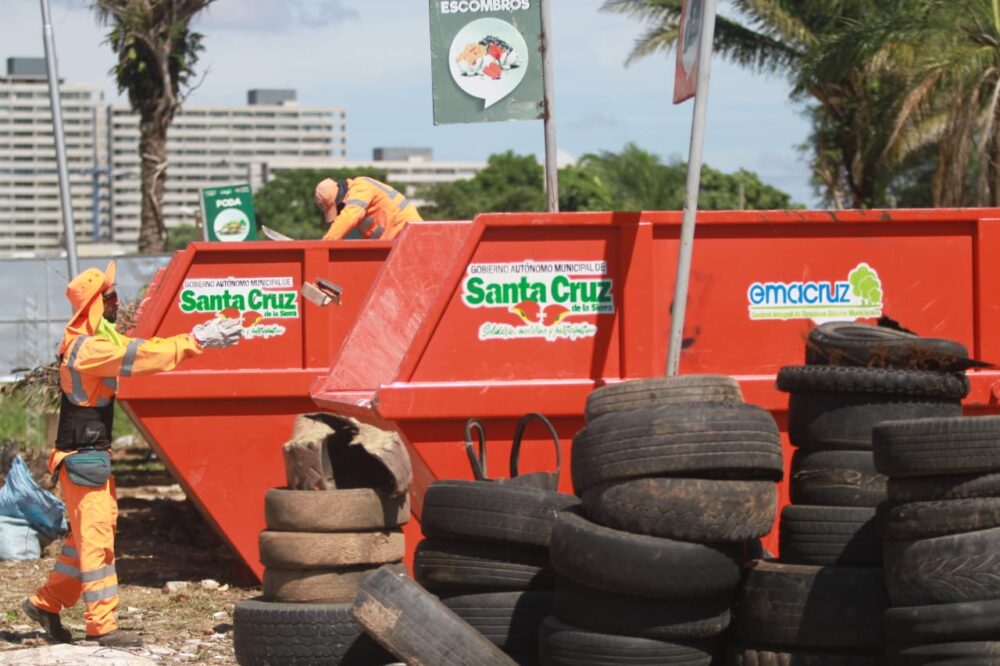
xmin=319 ymin=177 xmax=423 ymax=241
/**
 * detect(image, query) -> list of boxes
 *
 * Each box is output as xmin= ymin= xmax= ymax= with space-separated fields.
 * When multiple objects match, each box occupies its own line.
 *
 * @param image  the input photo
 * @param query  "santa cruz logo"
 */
xmin=178 ymin=276 xmax=297 ymax=340
xmin=747 ymin=263 xmax=884 ymax=322
xmin=462 ymin=260 xmax=614 ymax=341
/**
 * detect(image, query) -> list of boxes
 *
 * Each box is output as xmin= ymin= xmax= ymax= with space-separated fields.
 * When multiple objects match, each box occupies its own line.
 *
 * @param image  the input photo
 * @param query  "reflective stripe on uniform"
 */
xmin=120 ymin=339 xmax=145 ymax=377
xmin=61 ymin=545 xmax=78 ymax=560
xmin=66 ymin=337 xmax=90 ymax=405
xmin=358 ymin=217 xmax=385 ymax=239
xmin=103 ymin=377 xmax=117 ymax=391
xmin=361 ymin=177 xmax=410 ymax=212
xmin=345 ymin=198 xmax=369 ymax=208
xmin=54 ymin=560 xmax=81 ymax=579
xmin=81 ymin=563 xmax=116 ymax=583
xmin=82 ymin=584 xmax=118 ymax=603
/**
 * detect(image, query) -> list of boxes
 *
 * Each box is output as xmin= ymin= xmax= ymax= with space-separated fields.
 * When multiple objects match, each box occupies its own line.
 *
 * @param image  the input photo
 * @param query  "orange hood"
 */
xmin=61 ymin=261 xmax=116 ymax=354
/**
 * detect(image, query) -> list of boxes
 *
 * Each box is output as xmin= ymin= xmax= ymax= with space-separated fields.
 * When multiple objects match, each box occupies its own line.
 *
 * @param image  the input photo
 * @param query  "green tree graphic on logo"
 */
xmin=848 ymin=264 xmax=883 ymax=306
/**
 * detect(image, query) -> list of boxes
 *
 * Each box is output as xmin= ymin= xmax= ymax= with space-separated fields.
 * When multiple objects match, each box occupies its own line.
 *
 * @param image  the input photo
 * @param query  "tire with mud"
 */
xmin=790 ymin=449 xmax=886 ymax=507
xmin=884 ymin=599 xmax=1000 ymax=643
xmin=262 ymin=563 xmax=404 ymax=604
xmin=264 ymin=488 xmax=409 ymax=532
xmin=873 ymin=416 xmax=1000 ymax=477
xmin=538 ymin=616 xmax=714 ymax=666
xmin=258 ymin=530 xmax=404 ymax=569
xmin=727 ymin=645 xmax=883 ymax=666
xmin=585 ymin=375 xmax=743 ymax=422
xmin=888 ymin=472 xmax=1000 ymax=503
xmin=805 ymin=321 xmax=972 ymax=372
xmin=414 ymin=537 xmax=553 ymax=592
xmin=886 ymin=498 xmax=1000 ymax=540
xmin=439 ymin=590 xmax=552 ymax=652
xmin=778 ymin=505 xmax=883 ymax=566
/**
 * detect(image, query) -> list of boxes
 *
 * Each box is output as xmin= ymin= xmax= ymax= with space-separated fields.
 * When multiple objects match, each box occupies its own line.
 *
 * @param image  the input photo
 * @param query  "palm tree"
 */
xmin=91 ymin=0 xmax=215 ymax=253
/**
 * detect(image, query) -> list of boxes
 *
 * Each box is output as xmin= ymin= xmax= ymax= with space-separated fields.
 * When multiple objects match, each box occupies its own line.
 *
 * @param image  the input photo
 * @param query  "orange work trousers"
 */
xmin=31 ymin=461 xmax=119 ymax=637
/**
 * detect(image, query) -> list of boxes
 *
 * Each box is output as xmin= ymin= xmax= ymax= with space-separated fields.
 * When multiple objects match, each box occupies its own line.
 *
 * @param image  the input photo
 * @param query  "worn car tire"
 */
xmin=572 ymin=403 xmax=783 ymax=494
xmin=585 ymin=375 xmax=743 ymax=422
xmin=258 ymin=530 xmax=404 ymax=569
xmin=778 ymin=505 xmax=883 ymax=566
xmin=874 ymin=416 xmax=1000 ymax=477
xmin=438 ymin=590 xmax=551 ymax=652
xmin=549 ymin=509 xmax=743 ymax=598
xmin=351 ymin=565 xmax=517 ymax=666
xmin=776 ymin=366 xmax=970 ymax=400
xmin=264 ymin=488 xmax=409 ymax=532
xmin=734 ymin=561 xmax=888 ymax=649
xmin=263 ymin=563 xmax=404 ymax=604
xmin=233 ymin=597 xmax=392 ymax=666
xmin=790 ymin=449 xmax=886 ymax=507
xmin=727 ymin=645 xmax=883 ymax=666
xmin=413 ymin=538 xmax=553 ymax=593
xmin=538 ymin=616 xmax=714 ymax=666
xmin=889 ymin=472 xmax=1000 ymax=503
xmin=804 ymin=321 xmax=971 ymax=372
xmin=580 ymin=477 xmax=776 ymax=541
xmin=886 ymin=498 xmax=1000 ymax=540
xmin=884 ymin=599 xmax=1000 ymax=643
xmin=421 ymin=480 xmax=579 ymax=547
xmin=885 ymin=641 xmax=1000 ymax=664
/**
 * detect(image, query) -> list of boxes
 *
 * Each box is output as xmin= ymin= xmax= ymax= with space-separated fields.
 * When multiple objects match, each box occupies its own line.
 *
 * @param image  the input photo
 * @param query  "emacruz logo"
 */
xmin=747 ymin=263 xmax=883 ymax=322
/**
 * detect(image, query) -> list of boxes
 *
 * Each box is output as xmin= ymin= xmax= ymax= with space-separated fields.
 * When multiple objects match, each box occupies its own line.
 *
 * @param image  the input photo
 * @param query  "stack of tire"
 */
xmin=234 ymin=484 xmax=410 ymax=665
xmin=539 ymin=375 xmax=783 ymax=666
xmin=414 ymin=478 xmax=579 ymax=665
xmin=729 ymin=322 xmax=972 ymax=664
xmin=874 ymin=415 xmax=1000 ymax=664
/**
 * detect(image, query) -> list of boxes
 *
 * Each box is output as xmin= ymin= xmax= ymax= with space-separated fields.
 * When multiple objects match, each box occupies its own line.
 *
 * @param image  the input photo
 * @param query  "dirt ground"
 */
xmin=0 ymin=444 xmax=261 ymax=664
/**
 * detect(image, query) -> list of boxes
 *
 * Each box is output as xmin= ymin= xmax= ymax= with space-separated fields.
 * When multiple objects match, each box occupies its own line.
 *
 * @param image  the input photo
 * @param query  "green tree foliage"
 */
xmin=91 ymin=0 xmax=215 ymax=253
xmin=253 ymin=168 xmax=392 ymax=240
xmin=165 ymin=223 xmax=200 ymax=251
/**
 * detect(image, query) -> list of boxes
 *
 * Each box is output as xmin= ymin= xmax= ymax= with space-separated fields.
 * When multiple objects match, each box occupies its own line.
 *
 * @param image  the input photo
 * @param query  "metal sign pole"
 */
xmin=40 ymin=0 xmax=79 ymax=278
xmin=666 ymin=0 xmax=717 ymax=376
xmin=539 ymin=0 xmax=559 ymax=212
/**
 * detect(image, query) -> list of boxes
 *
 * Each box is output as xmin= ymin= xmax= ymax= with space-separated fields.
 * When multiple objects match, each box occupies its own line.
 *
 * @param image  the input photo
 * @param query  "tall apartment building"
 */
xmin=109 ymin=89 xmax=345 ymax=243
xmin=0 ymin=58 xmax=108 ymax=251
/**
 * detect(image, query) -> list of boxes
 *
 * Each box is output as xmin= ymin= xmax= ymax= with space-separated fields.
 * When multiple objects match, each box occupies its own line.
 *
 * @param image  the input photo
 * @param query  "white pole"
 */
xmin=666 ymin=0 xmax=717 ymax=376
xmin=40 ymin=0 xmax=79 ymax=278
xmin=539 ymin=0 xmax=559 ymax=212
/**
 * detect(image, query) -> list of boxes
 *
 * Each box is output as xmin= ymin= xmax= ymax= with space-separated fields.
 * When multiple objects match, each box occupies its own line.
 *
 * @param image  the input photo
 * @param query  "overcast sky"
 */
xmin=4 ymin=0 xmax=816 ymax=205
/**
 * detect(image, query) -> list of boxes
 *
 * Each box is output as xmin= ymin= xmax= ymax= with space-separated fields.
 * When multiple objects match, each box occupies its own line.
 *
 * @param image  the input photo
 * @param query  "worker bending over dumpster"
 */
xmin=314 ymin=176 xmax=422 ymax=240
xmin=22 ymin=261 xmax=242 ymax=648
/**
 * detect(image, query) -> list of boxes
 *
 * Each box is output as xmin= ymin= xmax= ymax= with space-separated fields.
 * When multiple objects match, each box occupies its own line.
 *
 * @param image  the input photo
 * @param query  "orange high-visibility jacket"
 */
xmin=323 ymin=177 xmax=422 ymax=241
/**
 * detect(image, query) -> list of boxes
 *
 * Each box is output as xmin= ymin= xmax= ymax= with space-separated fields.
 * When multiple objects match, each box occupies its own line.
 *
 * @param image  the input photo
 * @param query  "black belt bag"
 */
xmin=61 ymin=449 xmax=112 ymax=488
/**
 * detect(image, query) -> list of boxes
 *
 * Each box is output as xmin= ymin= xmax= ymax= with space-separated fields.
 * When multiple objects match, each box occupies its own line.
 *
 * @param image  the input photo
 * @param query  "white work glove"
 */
xmin=192 ymin=317 xmax=243 ymax=349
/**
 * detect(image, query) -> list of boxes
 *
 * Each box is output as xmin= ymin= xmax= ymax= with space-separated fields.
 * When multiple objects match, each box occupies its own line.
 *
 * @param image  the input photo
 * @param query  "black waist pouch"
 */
xmin=63 ymin=449 xmax=112 ymax=487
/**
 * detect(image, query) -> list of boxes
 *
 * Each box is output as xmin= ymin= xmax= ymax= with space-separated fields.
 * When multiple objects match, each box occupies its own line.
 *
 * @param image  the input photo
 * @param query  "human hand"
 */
xmin=192 ymin=317 xmax=243 ymax=349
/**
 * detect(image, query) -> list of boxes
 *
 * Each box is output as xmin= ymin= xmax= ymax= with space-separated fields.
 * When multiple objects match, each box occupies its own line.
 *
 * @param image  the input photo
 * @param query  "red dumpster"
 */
xmin=312 ymin=209 xmax=1000 ymax=559
xmin=117 ymin=239 xmax=392 ymax=579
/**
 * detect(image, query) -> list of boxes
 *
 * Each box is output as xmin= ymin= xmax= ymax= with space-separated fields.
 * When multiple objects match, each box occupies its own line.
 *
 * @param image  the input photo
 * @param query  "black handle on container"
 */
xmin=509 ymin=412 xmax=561 ymax=486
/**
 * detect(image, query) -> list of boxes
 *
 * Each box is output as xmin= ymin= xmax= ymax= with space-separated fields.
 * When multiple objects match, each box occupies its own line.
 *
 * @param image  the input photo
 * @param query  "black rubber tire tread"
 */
xmin=263 ymin=563 xmax=404 ymax=603
xmin=413 ymin=537 xmax=553 ymax=592
xmin=734 ymin=561 xmax=888 ymax=649
xmin=805 ymin=322 xmax=971 ymax=372
xmin=778 ymin=505 xmax=882 ymax=566
xmin=420 ymin=480 xmax=579 ymax=547
xmin=884 ymin=599 xmax=1000 ymax=643
xmin=233 ymin=597 xmax=391 ymax=666
xmin=264 ymin=487 xmax=410 ymax=532
xmin=884 ymin=526 xmax=1000 ymax=606
xmin=538 ymin=616 xmax=714 ymax=666
xmin=790 ymin=450 xmax=886 ymax=507
xmin=885 ymin=642 xmax=1000 ymax=664
xmin=571 ymin=403 xmax=783 ymax=494
xmin=351 ymin=565 xmax=517 ymax=665
xmin=873 ymin=417 xmax=1000 ymax=478
xmin=584 ymin=375 xmax=743 ymax=422
xmin=258 ymin=529 xmax=404 ymax=569
xmin=580 ymin=477 xmax=776 ymax=541
xmin=553 ymin=575 xmax=733 ymax=640
xmin=787 ymin=393 xmax=962 ymax=450
xmin=888 ymin=472 xmax=1000 ymax=503
xmin=727 ymin=645 xmax=883 ymax=666
xmin=886 ymin=498 xmax=1000 ymax=540
xmin=438 ymin=590 xmax=552 ymax=651
xmin=549 ymin=509 xmax=743 ymax=598
xmin=776 ymin=366 xmax=970 ymax=399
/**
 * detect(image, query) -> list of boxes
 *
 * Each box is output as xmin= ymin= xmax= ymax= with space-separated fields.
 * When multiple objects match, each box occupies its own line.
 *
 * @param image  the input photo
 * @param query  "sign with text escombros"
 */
xmin=178 ymin=276 xmax=298 ymax=340
xmin=461 ymin=260 xmax=615 ymax=342
xmin=429 ymin=0 xmax=544 ymax=125
xmin=201 ymin=184 xmax=257 ymax=242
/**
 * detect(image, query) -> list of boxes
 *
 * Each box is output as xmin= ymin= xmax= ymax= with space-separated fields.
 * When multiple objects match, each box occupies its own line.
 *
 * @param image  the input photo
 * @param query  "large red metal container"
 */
xmin=312 ymin=209 xmax=1000 ymax=559
xmin=117 ymin=240 xmax=392 ymax=579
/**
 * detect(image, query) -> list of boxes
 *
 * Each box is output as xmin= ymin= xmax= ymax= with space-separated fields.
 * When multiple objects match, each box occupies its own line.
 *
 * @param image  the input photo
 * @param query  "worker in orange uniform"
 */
xmin=314 ymin=176 xmax=422 ymax=240
xmin=22 ymin=261 xmax=242 ymax=647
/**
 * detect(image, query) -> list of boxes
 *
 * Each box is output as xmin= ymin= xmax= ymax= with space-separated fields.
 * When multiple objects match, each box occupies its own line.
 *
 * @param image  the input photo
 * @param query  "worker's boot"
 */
xmin=88 ymin=629 xmax=144 ymax=648
xmin=21 ymin=599 xmax=72 ymax=643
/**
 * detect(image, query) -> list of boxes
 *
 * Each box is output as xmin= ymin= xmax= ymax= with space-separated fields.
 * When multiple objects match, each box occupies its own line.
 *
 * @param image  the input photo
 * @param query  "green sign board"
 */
xmin=201 ymin=184 xmax=257 ymax=242
xmin=428 ymin=0 xmax=544 ymax=125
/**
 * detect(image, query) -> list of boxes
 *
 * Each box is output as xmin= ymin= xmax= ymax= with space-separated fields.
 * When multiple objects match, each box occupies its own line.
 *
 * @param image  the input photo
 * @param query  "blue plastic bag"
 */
xmin=0 ymin=455 xmax=67 ymax=539
xmin=0 ymin=514 xmax=41 ymax=560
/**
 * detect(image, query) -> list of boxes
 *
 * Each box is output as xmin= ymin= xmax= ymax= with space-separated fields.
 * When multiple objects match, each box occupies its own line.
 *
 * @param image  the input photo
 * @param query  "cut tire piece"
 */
xmin=790 ymin=449 xmax=886 ymax=507
xmin=885 ymin=642 xmax=1000 ymax=663
xmin=581 ymin=477 xmax=776 ymax=541
xmin=439 ymin=590 xmax=552 ymax=652
xmin=263 ymin=563 xmax=404 ymax=604
xmin=727 ymin=644 xmax=883 ymax=666
xmin=264 ymin=487 xmax=410 ymax=532
xmin=549 ymin=509 xmax=743 ymax=598
xmin=884 ymin=526 xmax=1000 ymax=606
xmin=553 ymin=575 xmax=733 ymax=640
xmin=874 ymin=416 xmax=1000 ymax=478
xmin=571 ymin=403 xmax=783 ymax=494
xmin=884 ymin=599 xmax=1000 ymax=643
xmin=886 ymin=498 xmax=1000 ymax=540
xmin=585 ymin=375 xmax=743 ymax=423
xmin=538 ymin=616 xmax=713 ymax=666
xmin=413 ymin=538 xmax=553 ymax=592
xmin=233 ymin=597 xmax=392 ymax=666
xmin=778 ymin=505 xmax=882 ymax=566
xmin=258 ymin=529 xmax=404 ymax=569
xmin=351 ymin=565 xmax=517 ymax=666
xmin=734 ymin=561 xmax=888 ymax=649
xmin=776 ymin=366 xmax=970 ymax=400
xmin=420 ymin=480 xmax=579 ymax=547
xmin=889 ymin=472 xmax=1000 ymax=503
xmin=805 ymin=321 xmax=974 ymax=372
